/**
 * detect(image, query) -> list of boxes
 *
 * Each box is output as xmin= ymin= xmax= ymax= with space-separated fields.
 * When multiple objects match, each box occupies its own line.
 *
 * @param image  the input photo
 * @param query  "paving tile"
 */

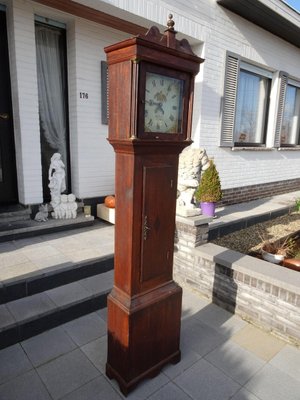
xmin=60 ymin=375 xmax=122 ymax=400
xmin=46 ymin=281 xmax=90 ymax=307
xmin=96 ymin=307 xmax=108 ymax=321
xmin=231 ymin=325 xmax=286 ymax=361
xmin=62 ymin=312 xmax=106 ymax=346
xmin=0 ymin=252 xmax=29 ymax=269
xmin=181 ymin=317 xmax=227 ymax=356
xmin=174 ymin=358 xmax=241 ymax=400
xmin=79 ymin=270 xmax=113 ymax=295
xmin=0 ymin=261 xmax=38 ymax=281
xmin=21 ymin=245 xmax=63 ymax=261
xmin=245 ymin=364 xmax=300 ymax=400
xmin=12 ymin=236 xmax=44 ymax=249
xmin=193 ymin=302 xmax=246 ymax=336
xmin=60 ymin=248 xmax=104 ymax=263
xmin=269 ymin=344 xmax=300 ymax=382
xmin=0 ymin=241 xmax=17 ymax=252
xmin=111 ymin=372 xmax=169 ymax=400
xmin=204 ymin=340 xmax=265 ymax=385
xmin=6 ymin=293 xmax=56 ymax=322
xmin=0 ymin=370 xmax=51 ymax=400
xmin=0 ymin=344 xmax=32 ymax=385
xmin=181 ymin=288 xmax=209 ymax=320
xmin=81 ymin=336 xmax=107 ymax=373
xmin=163 ymin=348 xmax=202 ymax=379
xmin=32 ymin=254 xmax=73 ymax=270
xmin=0 ymin=304 xmax=15 ymax=329
xmin=21 ymin=326 xmax=77 ymax=367
xmin=230 ymin=387 xmax=262 ymax=400
xmin=147 ymin=381 xmax=192 ymax=400
xmin=37 ymin=348 xmax=100 ymax=400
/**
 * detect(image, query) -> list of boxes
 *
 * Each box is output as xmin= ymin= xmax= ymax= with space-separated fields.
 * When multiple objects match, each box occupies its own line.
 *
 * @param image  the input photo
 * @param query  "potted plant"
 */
xmin=260 ymin=236 xmax=295 ymax=264
xmin=195 ymin=159 xmax=222 ymax=217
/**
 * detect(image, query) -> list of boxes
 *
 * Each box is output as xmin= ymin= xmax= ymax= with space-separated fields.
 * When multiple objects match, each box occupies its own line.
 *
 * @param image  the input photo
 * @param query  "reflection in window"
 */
xmin=234 ymin=70 xmax=270 ymax=145
xmin=281 ymin=84 xmax=300 ymax=146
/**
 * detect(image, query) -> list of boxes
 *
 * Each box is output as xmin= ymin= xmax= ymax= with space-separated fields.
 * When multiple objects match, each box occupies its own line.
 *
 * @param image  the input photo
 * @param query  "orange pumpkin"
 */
xmin=104 ymin=195 xmax=116 ymax=208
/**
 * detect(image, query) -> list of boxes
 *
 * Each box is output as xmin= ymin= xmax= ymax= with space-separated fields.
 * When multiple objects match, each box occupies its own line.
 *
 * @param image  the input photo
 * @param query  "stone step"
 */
xmin=0 ymin=215 xmax=95 ymax=242
xmin=0 ymin=205 xmax=32 ymax=223
xmin=0 ymin=268 xmax=114 ymax=350
xmin=0 ymin=254 xmax=114 ymax=304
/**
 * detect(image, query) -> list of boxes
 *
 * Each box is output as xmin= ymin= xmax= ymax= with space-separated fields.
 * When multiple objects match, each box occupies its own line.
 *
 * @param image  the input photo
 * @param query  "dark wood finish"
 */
xmin=0 ymin=11 xmax=18 ymax=204
xmin=34 ymin=0 xmax=147 ymax=36
xmin=105 ymin=17 xmax=203 ymax=395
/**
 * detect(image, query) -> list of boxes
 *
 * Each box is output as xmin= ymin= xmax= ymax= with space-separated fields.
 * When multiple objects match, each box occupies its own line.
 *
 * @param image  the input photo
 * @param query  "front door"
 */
xmin=0 ymin=11 xmax=18 ymax=204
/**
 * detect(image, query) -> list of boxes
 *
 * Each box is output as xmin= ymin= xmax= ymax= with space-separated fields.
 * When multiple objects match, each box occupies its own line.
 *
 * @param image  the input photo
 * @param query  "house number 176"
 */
xmin=80 ymin=92 xmax=88 ymax=99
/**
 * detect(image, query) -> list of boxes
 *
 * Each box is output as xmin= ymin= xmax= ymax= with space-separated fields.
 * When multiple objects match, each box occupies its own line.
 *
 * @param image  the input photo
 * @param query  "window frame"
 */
xmin=221 ymin=52 xmax=273 ymax=148
xmin=278 ymin=77 xmax=300 ymax=148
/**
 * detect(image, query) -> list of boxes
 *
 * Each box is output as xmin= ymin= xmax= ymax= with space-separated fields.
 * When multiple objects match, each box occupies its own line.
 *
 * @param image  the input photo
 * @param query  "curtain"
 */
xmin=35 ymin=24 xmax=68 ymax=195
xmin=235 ymin=71 xmax=259 ymax=143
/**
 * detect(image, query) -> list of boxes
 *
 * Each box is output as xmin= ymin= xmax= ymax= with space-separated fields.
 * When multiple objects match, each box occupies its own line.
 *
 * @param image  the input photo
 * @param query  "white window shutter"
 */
xmin=274 ymin=72 xmax=288 ymax=148
xmin=220 ymin=53 xmax=240 ymax=147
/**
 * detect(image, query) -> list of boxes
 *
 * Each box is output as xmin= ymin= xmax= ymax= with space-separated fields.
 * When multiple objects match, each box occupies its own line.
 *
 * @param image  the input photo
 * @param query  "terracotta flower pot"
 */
xmin=104 ymin=195 xmax=115 ymax=208
xmin=282 ymin=259 xmax=300 ymax=272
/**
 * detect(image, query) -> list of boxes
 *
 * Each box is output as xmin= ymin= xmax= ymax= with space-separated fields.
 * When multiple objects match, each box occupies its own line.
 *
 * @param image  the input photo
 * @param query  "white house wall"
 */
xmin=4 ymin=0 xmax=127 ymax=204
xmin=2 ymin=0 xmax=300 ymax=204
xmin=68 ymin=18 xmax=127 ymax=198
xmin=87 ymin=0 xmax=300 ymax=191
xmin=6 ymin=0 xmax=42 ymax=204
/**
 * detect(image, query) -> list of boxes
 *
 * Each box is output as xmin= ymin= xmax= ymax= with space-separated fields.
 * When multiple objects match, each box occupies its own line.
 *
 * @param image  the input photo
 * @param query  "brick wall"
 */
xmin=174 ymin=239 xmax=300 ymax=345
xmin=220 ymin=178 xmax=300 ymax=206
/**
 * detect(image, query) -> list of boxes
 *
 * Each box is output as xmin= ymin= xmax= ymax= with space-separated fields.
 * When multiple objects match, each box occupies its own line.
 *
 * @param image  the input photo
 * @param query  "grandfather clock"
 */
xmin=105 ymin=15 xmax=203 ymax=395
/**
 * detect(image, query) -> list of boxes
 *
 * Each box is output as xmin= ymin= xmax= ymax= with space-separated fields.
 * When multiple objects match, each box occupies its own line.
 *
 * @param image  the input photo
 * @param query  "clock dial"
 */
xmin=144 ymin=72 xmax=183 ymax=133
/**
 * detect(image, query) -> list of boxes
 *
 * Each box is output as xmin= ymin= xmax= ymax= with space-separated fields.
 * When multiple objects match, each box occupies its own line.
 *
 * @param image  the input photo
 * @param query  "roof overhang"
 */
xmin=217 ymin=0 xmax=300 ymax=49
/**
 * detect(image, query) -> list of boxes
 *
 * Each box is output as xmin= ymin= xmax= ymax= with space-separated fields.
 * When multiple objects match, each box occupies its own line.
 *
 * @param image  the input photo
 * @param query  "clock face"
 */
xmin=144 ymin=72 xmax=183 ymax=133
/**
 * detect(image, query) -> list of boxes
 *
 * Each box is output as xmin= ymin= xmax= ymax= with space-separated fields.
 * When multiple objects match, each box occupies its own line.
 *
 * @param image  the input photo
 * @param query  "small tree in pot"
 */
xmin=195 ymin=159 xmax=222 ymax=217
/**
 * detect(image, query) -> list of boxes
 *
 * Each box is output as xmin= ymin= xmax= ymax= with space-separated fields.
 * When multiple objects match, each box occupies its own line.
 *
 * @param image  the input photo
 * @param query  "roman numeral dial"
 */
xmin=144 ymin=72 xmax=183 ymax=133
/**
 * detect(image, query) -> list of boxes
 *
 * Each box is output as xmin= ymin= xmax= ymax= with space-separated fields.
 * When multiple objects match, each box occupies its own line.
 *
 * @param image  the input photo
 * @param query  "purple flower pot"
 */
xmin=200 ymin=202 xmax=216 ymax=217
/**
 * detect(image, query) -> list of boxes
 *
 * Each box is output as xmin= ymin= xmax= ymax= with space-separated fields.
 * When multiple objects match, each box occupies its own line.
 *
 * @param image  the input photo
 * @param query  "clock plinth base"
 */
xmin=106 ymin=282 xmax=182 ymax=396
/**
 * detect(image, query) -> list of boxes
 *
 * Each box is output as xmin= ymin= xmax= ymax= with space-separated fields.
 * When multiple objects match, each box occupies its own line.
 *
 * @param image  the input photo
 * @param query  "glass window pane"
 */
xmin=234 ymin=70 xmax=270 ymax=145
xmin=281 ymin=84 xmax=300 ymax=145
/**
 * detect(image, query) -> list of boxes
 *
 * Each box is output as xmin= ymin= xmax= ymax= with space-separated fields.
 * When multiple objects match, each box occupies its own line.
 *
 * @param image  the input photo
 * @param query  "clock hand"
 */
xmin=155 ymin=104 xmax=164 ymax=114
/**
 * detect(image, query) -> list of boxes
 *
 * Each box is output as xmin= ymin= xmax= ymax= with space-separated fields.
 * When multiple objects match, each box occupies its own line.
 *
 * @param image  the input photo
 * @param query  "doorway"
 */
xmin=0 ymin=10 xmax=18 ymax=204
xmin=35 ymin=20 xmax=70 ymax=201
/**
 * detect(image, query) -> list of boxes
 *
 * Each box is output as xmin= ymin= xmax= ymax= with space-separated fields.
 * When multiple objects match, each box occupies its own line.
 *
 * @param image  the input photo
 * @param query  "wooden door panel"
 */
xmin=140 ymin=163 xmax=177 ymax=284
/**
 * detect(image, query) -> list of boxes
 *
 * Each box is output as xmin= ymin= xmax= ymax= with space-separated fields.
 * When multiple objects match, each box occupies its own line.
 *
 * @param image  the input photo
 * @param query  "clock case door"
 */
xmin=137 ymin=62 xmax=191 ymax=141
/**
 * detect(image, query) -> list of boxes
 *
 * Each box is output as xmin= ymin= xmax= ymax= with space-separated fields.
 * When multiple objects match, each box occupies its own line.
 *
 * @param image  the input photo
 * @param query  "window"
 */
xmin=221 ymin=53 xmax=272 ymax=147
xmin=235 ymin=70 xmax=270 ymax=145
xmin=35 ymin=19 xmax=70 ymax=201
xmin=280 ymin=82 xmax=300 ymax=146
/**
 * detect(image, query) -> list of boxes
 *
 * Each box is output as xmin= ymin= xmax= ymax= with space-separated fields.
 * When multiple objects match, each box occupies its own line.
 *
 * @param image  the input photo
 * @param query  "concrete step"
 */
xmin=0 ymin=214 xmax=95 ymax=242
xmin=0 ymin=263 xmax=114 ymax=350
xmin=0 ymin=254 xmax=114 ymax=304
xmin=0 ymin=205 xmax=31 ymax=223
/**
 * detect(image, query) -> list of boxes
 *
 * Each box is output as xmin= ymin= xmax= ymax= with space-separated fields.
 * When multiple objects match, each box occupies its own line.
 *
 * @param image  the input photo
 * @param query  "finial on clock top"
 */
xmin=166 ymin=14 xmax=175 ymax=32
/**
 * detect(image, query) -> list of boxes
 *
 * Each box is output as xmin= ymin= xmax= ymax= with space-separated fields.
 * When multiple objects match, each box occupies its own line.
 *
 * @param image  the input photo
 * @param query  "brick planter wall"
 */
xmin=174 ymin=219 xmax=300 ymax=345
xmin=221 ymin=178 xmax=300 ymax=206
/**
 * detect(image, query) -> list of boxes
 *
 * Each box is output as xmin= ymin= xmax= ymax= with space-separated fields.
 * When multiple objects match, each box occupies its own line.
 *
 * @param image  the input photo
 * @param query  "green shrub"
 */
xmin=195 ymin=160 xmax=223 ymax=203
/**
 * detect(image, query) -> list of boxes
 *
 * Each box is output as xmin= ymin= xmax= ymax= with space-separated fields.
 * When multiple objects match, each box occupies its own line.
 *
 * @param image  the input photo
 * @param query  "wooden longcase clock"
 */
xmin=105 ymin=15 xmax=203 ymax=396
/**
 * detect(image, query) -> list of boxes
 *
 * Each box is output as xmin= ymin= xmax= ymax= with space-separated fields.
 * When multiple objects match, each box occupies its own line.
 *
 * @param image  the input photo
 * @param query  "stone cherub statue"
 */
xmin=48 ymin=152 xmax=66 ymax=209
xmin=176 ymin=146 xmax=210 ymax=216
xmin=48 ymin=153 xmax=78 ymax=220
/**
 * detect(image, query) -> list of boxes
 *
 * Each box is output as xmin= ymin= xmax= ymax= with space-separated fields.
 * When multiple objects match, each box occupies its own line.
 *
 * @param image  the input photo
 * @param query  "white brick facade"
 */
xmin=1 ymin=0 xmax=300 ymax=204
